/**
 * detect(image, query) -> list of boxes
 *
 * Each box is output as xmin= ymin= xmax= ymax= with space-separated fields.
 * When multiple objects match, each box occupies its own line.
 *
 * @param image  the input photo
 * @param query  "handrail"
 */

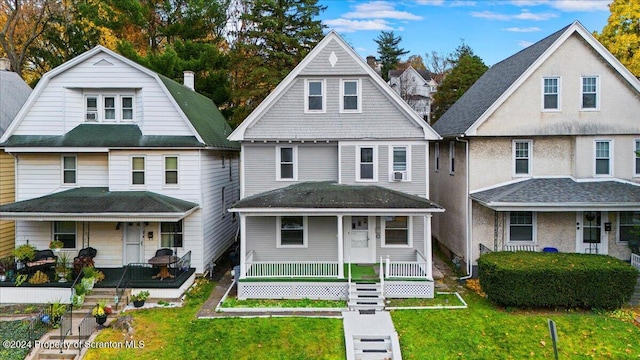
xmin=631 ymin=253 xmax=640 ymax=271
xmin=77 ymin=308 xmax=94 ymax=357
xmin=348 ymin=257 xmax=352 ymax=286
xmin=69 ymin=267 xmax=84 ymax=304
xmin=58 ymin=304 xmax=73 ymax=353
xmin=379 ymin=256 xmax=384 ymax=297
xmin=115 ymin=265 xmax=130 ymax=311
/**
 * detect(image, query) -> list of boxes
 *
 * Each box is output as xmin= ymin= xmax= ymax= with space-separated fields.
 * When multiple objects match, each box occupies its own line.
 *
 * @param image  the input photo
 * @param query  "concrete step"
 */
xmin=36 ymin=350 xmax=77 ymax=360
xmin=347 ymin=300 xmax=385 ymax=312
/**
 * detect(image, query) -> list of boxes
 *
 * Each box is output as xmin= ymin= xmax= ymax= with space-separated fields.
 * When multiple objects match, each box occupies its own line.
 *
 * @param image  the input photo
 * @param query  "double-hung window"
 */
xmin=389 ymin=146 xmax=410 ymax=181
xmin=276 ymin=146 xmax=297 ymax=180
xmin=513 ymin=140 xmax=531 ymax=176
xmin=341 ymin=79 xmax=360 ymax=112
xmin=434 ymin=143 xmax=439 ymax=172
xmin=543 ymin=77 xmax=559 ymax=110
xmin=619 ymin=211 xmax=640 ymax=243
xmin=84 ymin=93 xmax=135 ymax=122
xmin=164 ymin=156 xmax=178 ymax=185
xmin=581 ymin=76 xmax=598 ymax=110
xmin=508 ymin=212 xmax=535 ymax=242
xmin=595 ymin=140 xmax=611 ymax=176
xmin=62 ymin=155 xmax=77 ymax=185
xmin=357 ymin=146 xmax=376 ymax=181
xmin=635 ymin=140 xmax=640 ymax=176
xmin=85 ymin=96 xmax=98 ymax=121
xmin=53 ymin=221 xmax=76 ymax=248
xmin=104 ymin=96 xmax=116 ymax=120
xmin=161 ymin=221 xmax=183 ymax=247
xmin=306 ymin=80 xmax=324 ymax=112
xmin=277 ymin=216 xmax=307 ymax=247
xmin=131 ymin=156 xmax=146 ymax=185
xmin=449 ymin=141 xmax=455 ymax=175
xmin=382 ymin=216 xmax=411 ymax=247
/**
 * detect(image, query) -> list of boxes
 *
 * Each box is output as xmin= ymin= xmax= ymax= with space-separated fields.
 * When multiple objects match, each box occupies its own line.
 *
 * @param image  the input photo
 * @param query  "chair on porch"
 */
xmin=24 ymin=249 xmax=57 ymax=274
xmin=73 ymin=247 xmax=97 ymax=276
xmin=74 ymin=247 xmax=97 ymax=262
xmin=154 ymin=248 xmax=173 ymax=257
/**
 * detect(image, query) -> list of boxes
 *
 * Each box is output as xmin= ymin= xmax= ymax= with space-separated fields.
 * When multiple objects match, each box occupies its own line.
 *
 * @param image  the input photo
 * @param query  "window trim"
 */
xmin=506 ymin=211 xmax=536 ymax=244
xmin=512 ymin=140 xmax=532 ymax=177
xmin=160 ymin=220 xmax=184 ymax=248
xmin=388 ymin=145 xmax=411 ymax=182
xmin=163 ymin=155 xmax=179 ymax=186
xmin=617 ymin=211 xmax=640 ymax=244
xmin=276 ymin=145 xmax=298 ymax=181
xmin=381 ymin=216 xmax=413 ymax=248
xmin=634 ymin=139 xmax=640 ymax=177
xmin=53 ymin=221 xmax=77 ymax=249
xmin=276 ymin=216 xmax=308 ymax=248
xmin=131 ymin=156 xmax=146 ymax=186
xmin=61 ymin=155 xmax=77 ymax=185
xmin=434 ymin=143 xmax=439 ymax=172
xmin=542 ymin=76 xmax=561 ymax=111
xmin=356 ymin=145 xmax=378 ymax=182
xmin=594 ymin=139 xmax=612 ymax=177
xmin=304 ymin=79 xmax=326 ymax=113
xmin=340 ymin=79 xmax=361 ymax=113
xmin=84 ymin=93 xmax=135 ymax=122
xmin=580 ymin=76 xmax=599 ymax=111
xmin=449 ymin=141 xmax=455 ymax=175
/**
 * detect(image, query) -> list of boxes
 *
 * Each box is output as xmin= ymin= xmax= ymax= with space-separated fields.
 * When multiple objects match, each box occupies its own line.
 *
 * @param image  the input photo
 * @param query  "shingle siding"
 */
xmin=299 ymin=39 xmax=367 ymax=76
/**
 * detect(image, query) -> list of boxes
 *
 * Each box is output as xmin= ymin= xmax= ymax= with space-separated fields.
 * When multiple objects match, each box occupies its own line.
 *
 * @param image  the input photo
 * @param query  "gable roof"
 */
xmin=0 ymin=46 xmax=237 ymax=150
xmin=229 ymin=31 xmax=440 ymax=141
xmin=389 ymin=66 xmax=434 ymax=82
xmin=0 ymin=71 xmax=31 ymax=135
xmin=432 ymin=21 xmax=640 ymax=137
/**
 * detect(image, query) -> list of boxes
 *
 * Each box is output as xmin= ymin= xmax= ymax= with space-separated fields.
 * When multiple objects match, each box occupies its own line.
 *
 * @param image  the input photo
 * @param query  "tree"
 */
xmin=431 ymin=43 xmax=488 ymax=123
xmin=228 ymin=0 xmax=326 ymax=127
xmin=424 ymin=50 xmax=451 ymax=83
xmin=595 ymin=0 xmax=640 ymax=77
xmin=374 ymin=31 xmax=408 ymax=81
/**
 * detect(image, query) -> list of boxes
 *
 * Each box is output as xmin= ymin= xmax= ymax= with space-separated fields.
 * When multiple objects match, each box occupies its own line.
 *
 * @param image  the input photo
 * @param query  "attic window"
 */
xmin=542 ymin=77 xmax=559 ymax=110
xmin=84 ymin=93 xmax=135 ymax=122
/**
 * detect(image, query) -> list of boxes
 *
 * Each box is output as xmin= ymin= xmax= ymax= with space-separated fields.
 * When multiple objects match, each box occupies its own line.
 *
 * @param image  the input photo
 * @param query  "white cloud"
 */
xmin=510 ymin=0 xmax=610 ymax=11
xmin=344 ymin=1 xmax=423 ymax=20
xmin=515 ymin=10 xmax=558 ymax=20
xmin=415 ymin=0 xmax=445 ymax=5
xmin=503 ymin=26 xmax=541 ymax=32
xmin=518 ymin=40 xmax=535 ymax=48
xmin=471 ymin=11 xmax=511 ymax=20
xmin=471 ymin=10 xmax=557 ymax=21
xmin=415 ymin=0 xmax=476 ymax=6
xmin=323 ymin=18 xmax=393 ymax=33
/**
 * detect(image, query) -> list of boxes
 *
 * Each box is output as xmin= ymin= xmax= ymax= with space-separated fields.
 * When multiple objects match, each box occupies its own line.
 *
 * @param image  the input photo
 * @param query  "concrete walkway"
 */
xmin=343 ymin=311 xmax=402 ymax=360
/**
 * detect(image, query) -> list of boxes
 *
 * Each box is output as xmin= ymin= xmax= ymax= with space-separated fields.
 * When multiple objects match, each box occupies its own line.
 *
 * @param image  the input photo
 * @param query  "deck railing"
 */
xmin=245 ymin=260 xmax=339 ymax=278
xmin=384 ymin=251 xmax=430 ymax=279
xmin=632 ymin=253 xmax=640 ymax=271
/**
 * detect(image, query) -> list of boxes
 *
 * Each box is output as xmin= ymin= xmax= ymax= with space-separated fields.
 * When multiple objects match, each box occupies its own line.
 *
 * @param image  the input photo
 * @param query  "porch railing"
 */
xmin=58 ymin=304 xmax=73 ymax=353
xmin=126 ymin=250 xmax=193 ymax=285
xmin=245 ymin=260 xmax=339 ymax=278
xmin=384 ymin=251 xmax=430 ymax=279
xmin=77 ymin=308 xmax=95 ymax=357
xmin=632 ymin=253 xmax=640 ymax=271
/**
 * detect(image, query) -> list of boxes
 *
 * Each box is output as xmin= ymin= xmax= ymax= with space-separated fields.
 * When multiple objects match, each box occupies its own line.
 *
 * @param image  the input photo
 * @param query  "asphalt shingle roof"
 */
xmin=432 ymin=24 xmax=570 ymax=137
xmin=0 ymin=187 xmax=198 ymax=214
xmin=0 ymin=71 xmax=31 ymax=135
xmin=232 ymin=182 xmax=443 ymax=210
xmin=471 ymin=178 xmax=640 ymax=206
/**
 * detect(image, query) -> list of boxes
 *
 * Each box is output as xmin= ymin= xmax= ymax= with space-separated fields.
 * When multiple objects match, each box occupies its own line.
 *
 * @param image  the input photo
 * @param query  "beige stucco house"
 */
xmin=430 ymin=21 xmax=640 ymax=276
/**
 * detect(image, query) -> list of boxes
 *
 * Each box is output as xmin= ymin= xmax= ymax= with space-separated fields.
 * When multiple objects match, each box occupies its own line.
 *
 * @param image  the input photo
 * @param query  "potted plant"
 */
xmin=131 ymin=291 xmax=150 ymax=308
xmin=55 ymin=252 xmax=71 ymax=282
xmin=13 ymin=244 xmax=36 ymax=263
xmin=72 ymin=283 xmax=86 ymax=306
xmin=81 ymin=266 xmax=98 ymax=290
xmin=49 ymin=240 xmax=64 ymax=252
xmin=92 ymin=300 xmax=112 ymax=327
xmin=0 ymin=256 xmax=14 ymax=282
xmin=49 ymin=300 xmax=67 ymax=328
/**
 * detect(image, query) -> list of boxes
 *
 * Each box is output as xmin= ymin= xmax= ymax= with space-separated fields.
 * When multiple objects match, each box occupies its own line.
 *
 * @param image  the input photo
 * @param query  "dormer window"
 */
xmin=85 ymin=93 xmax=135 ymax=122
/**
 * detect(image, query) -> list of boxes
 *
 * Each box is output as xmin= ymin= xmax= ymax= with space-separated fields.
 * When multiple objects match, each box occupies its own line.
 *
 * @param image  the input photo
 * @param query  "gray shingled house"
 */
xmin=430 ymin=21 xmax=640 ymax=276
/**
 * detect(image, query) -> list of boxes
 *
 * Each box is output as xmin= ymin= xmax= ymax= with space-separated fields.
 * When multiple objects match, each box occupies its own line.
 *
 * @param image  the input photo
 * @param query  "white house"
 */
xmin=388 ymin=66 xmax=438 ymax=123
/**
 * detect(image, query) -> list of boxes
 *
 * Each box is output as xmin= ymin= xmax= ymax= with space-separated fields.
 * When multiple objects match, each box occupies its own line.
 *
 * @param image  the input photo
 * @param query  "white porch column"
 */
xmin=425 ymin=214 xmax=433 ymax=280
xmin=337 ymin=215 xmax=344 ymax=278
xmin=240 ymin=214 xmax=247 ymax=279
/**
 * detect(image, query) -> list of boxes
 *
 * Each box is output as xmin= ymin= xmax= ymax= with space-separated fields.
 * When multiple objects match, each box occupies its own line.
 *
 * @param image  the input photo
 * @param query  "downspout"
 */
xmin=455 ymin=136 xmax=473 ymax=280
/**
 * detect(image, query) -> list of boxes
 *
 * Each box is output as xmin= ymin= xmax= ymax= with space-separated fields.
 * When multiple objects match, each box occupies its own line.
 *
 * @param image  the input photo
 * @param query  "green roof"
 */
xmin=159 ymin=75 xmax=238 ymax=149
xmin=232 ymin=182 xmax=443 ymax=211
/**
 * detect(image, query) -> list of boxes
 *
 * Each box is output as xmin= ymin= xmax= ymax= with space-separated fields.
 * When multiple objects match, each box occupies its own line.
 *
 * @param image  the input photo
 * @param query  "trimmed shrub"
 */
xmin=478 ymin=251 xmax=638 ymax=309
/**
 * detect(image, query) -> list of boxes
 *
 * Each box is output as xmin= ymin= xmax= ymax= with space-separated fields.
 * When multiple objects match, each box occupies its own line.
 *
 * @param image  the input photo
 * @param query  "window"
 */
xmin=276 ymin=146 xmax=297 ymax=180
xmin=84 ymin=94 xmax=134 ymax=122
xmin=53 ymin=221 xmax=76 ymax=248
xmin=619 ymin=212 xmax=640 ymax=243
xmin=164 ymin=156 xmax=178 ymax=185
xmin=131 ymin=156 xmax=145 ymax=185
xmin=277 ymin=216 xmax=307 ymax=247
xmin=434 ymin=143 xmax=440 ymax=172
xmin=449 ymin=141 xmax=455 ymax=175
xmin=543 ymin=77 xmax=559 ymax=110
xmin=161 ymin=221 xmax=183 ymax=247
xmin=357 ymin=146 xmax=376 ymax=181
xmin=513 ymin=140 xmax=531 ymax=176
xmin=595 ymin=140 xmax=611 ymax=176
xmin=62 ymin=155 xmax=76 ymax=184
xmin=635 ymin=140 xmax=640 ymax=176
xmin=341 ymin=79 xmax=360 ymax=112
xmin=389 ymin=146 xmax=410 ymax=181
xmin=382 ymin=216 xmax=411 ymax=247
xmin=508 ymin=212 xmax=534 ymax=242
xmin=581 ymin=76 xmax=598 ymax=110
xmin=306 ymin=80 xmax=324 ymax=112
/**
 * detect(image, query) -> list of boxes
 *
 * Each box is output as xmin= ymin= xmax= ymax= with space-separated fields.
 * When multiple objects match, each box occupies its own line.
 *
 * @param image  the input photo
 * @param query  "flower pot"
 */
xmin=81 ymin=277 xmax=95 ymax=290
xmin=58 ymin=273 xmax=67 ymax=282
xmin=72 ymin=294 xmax=85 ymax=307
xmin=133 ymin=300 xmax=145 ymax=308
xmin=95 ymin=315 xmax=107 ymax=326
xmin=0 ymin=275 xmax=6 ymax=282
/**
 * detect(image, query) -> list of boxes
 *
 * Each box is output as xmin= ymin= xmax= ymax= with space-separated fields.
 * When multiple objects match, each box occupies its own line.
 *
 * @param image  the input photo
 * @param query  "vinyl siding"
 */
xmin=299 ymin=38 xmax=368 ymax=76
xmin=243 ymin=144 xmax=338 ymax=197
xmin=0 ymin=151 xmax=14 ymax=256
xmin=246 ymin=216 xmax=338 ymax=262
xmin=376 ymin=216 xmax=425 ymax=262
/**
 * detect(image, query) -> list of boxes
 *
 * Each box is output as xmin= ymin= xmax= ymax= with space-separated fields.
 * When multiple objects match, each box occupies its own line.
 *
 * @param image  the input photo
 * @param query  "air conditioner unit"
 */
xmin=393 ymin=171 xmax=405 ymax=181
xmin=85 ymin=111 xmax=97 ymax=121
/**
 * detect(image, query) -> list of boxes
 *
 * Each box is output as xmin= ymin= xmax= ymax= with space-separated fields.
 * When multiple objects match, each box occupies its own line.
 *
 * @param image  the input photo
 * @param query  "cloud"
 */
xmin=344 ymin=1 xmax=423 ymax=20
xmin=518 ymin=40 xmax=535 ymax=48
xmin=415 ymin=0 xmax=445 ymax=5
xmin=509 ymin=0 xmax=610 ymax=11
xmin=503 ymin=26 xmax=541 ymax=32
xmin=471 ymin=10 xmax=558 ymax=21
xmin=323 ymin=18 xmax=393 ymax=33
xmin=415 ymin=0 xmax=476 ymax=6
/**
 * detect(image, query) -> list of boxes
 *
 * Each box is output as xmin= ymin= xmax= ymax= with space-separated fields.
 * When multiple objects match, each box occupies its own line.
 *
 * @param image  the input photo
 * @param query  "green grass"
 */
xmin=387 ymin=293 xmax=464 ymax=308
xmin=221 ymin=298 xmax=346 ymax=308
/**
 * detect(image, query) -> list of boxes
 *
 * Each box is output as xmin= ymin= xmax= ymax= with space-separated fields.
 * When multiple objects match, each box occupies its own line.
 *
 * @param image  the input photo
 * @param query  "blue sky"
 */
xmin=318 ymin=0 xmax=612 ymax=66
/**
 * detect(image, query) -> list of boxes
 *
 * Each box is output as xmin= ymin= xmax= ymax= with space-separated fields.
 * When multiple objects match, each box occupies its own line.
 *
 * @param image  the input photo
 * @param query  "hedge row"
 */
xmin=478 ymin=251 xmax=638 ymax=309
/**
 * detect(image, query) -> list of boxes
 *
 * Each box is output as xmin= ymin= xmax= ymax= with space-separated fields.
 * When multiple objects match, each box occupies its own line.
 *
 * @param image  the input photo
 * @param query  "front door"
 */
xmin=576 ymin=212 xmax=608 ymax=254
xmin=124 ymin=222 xmax=143 ymax=264
xmin=345 ymin=216 xmax=375 ymax=263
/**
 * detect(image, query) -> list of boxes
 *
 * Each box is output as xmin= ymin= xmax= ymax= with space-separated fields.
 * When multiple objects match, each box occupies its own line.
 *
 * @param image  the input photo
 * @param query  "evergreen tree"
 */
xmin=595 ymin=0 xmax=640 ymax=76
xmin=374 ymin=31 xmax=408 ymax=81
xmin=431 ymin=43 xmax=488 ymax=123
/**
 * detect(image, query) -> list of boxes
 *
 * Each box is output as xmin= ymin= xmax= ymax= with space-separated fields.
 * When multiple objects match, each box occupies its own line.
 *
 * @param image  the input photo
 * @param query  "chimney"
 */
xmin=366 ymin=56 xmax=376 ymax=68
xmin=183 ymin=71 xmax=194 ymax=91
xmin=0 ymin=58 xmax=10 ymax=71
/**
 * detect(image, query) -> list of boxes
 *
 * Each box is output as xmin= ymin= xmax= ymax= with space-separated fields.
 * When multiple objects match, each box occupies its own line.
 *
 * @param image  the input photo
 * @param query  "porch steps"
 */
xmin=348 ymin=282 xmax=385 ymax=312
xmin=353 ymin=336 xmax=393 ymax=360
xmin=629 ymin=275 xmax=640 ymax=306
xmin=343 ymin=311 xmax=402 ymax=360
